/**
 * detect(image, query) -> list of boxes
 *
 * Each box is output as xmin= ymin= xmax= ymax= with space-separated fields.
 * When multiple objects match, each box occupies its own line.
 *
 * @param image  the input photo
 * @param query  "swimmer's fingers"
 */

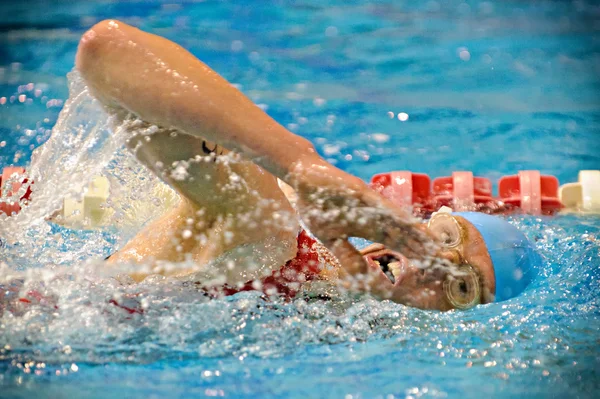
xmin=289 ymin=155 xmax=436 ymax=257
xmin=300 ymin=185 xmax=436 ymax=259
xmin=322 ymin=238 xmax=392 ymax=299
xmin=347 ymin=189 xmax=437 ymax=259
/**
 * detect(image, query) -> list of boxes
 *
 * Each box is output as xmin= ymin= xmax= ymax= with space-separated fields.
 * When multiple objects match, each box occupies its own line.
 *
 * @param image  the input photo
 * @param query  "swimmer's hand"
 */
xmin=288 ymin=155 xmax=435 ymax=292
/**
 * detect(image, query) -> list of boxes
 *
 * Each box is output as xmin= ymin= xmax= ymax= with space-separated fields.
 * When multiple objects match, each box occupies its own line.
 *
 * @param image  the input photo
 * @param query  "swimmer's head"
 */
xmin=355 ymin=210 xmax=538 ymax=311
xmin=452 ymin=212 xmax=539 ymax=302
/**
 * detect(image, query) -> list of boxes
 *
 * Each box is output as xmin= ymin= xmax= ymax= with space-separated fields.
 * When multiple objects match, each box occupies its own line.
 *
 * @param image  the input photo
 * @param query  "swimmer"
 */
xmin=67 ymin=20 xmax=537 ymax=310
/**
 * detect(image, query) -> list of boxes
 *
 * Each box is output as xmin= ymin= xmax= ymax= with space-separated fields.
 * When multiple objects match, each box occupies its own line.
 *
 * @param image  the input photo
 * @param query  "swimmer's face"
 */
xmin=361 ymin=215 xmax=495 ymax=311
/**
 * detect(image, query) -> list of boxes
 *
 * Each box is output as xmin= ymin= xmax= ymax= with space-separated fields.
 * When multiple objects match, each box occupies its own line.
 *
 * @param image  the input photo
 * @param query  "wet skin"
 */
xmin=360 ymin=216 xmax=495 ymax=311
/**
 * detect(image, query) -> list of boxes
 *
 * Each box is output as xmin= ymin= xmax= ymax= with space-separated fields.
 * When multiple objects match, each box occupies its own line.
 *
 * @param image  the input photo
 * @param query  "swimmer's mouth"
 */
xmin=361 ymin=244 xmax=406 ymax=285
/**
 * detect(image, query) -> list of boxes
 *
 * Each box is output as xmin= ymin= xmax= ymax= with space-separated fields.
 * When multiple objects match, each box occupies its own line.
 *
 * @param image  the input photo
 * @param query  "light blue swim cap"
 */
xmin=349 ymin=212 xmax=539 ymax=302
xmin=454 ymin=212 xmax=539 ymax=302
xmin=348 ymin=237 xmax=376 ymax=251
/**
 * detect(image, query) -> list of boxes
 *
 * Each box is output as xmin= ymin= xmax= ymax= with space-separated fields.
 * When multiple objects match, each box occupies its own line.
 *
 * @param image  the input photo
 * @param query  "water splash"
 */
xmin=0 ymin=71 xmax=129 ymax=241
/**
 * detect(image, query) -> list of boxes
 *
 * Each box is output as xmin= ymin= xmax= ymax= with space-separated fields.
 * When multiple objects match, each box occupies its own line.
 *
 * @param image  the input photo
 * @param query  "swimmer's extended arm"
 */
xmin=76 ymin=20 xmax=434 ymax=290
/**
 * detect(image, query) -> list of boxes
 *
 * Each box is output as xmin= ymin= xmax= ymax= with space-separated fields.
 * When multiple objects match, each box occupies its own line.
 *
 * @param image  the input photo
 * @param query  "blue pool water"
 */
xmin=1 ymin=0 xmax=599 ymax=398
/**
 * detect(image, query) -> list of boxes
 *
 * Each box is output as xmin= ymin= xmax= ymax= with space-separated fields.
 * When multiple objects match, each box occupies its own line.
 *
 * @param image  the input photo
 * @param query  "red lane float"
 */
xmin=0 ymin=167 xmax=32 ymax=216
xmin=370 ymin=171 xmax=432 ymax=209
xmin=370 ymin=170 xmax=563 ymax=216
xmin=432 ymin=171 xmax=494 ymax=211
xmin=499 ymin=171 xmax=562 ymax=215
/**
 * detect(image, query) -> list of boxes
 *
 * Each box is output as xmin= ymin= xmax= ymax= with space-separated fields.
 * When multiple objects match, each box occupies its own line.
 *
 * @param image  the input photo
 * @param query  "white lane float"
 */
xmin=559 ymin=170 xmax=600 ymax=213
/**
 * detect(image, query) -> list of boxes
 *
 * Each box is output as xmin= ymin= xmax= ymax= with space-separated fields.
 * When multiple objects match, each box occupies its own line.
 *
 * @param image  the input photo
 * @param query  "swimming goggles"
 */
xmin=427 ymin=210 xmax=482 ymax=310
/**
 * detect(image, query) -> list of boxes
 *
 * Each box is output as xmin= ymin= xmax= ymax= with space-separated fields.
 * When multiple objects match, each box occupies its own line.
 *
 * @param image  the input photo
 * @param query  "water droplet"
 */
xmin=325 ymin=26 xmax=338 ymax=37
xmin=372 ymin=133 xmax=390 ymax=143
xmin=398 ymin=112 xmax=409 ymax=122
xmin=231 ymin=40 xmax=243 ymax=52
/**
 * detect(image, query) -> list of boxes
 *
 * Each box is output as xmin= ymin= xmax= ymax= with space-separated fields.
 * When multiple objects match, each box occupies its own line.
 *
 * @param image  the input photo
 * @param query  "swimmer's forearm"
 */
xmin=76 ymin=20 xmax=319 ymax=180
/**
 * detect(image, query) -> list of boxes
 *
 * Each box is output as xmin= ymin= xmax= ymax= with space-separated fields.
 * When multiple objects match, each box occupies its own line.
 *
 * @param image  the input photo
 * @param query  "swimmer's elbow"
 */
xmin=76 ymin=20 xmax=122 ymax=73
xmin=76 ymin=20 xmax=134 ymax=109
